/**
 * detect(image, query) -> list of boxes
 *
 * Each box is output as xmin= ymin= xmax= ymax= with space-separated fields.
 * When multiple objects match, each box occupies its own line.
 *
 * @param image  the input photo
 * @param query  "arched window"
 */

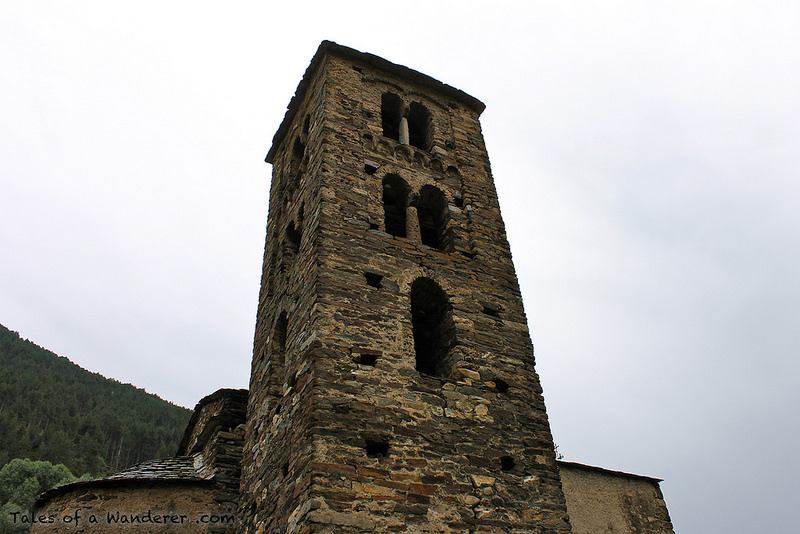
xmin=411 ymin=278 xmax=457 ymax=377
xmin=382 ymin=175 xmax=410 ymax=238
xmin=381 ymin=93 xmax=403 ymax=141
xmin=417 ymin=185 xmax=448 ymax=250
xmin=408 ymin=102 xmax=431 ymax=150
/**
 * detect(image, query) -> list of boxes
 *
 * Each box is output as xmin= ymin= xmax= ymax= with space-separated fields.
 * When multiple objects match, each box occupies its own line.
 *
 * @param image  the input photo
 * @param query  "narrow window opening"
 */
xmin=364 ymin=162 xmax=378 ymax=175
xmin=382 ymin=174 xmax=410 ymax=238
xmin=364 ymin=272 xmax=383 ymax=288
xmin=290 ymin=138 xmax=305 ymax=177
xmin=417 ymin=185 xmax=448 ymax=250
xmin=408 ymin=102 xmax=431 ymax=150
xmin=369 ymin=222 xmax=379 ymax=230
xmin=453 ymin=195 xmax=464 ymax=208
xmin=365 ymin=438 xmax=390 ymax=458
xmin=500 ymin=456 xmax=516 ymax=471
xmin=303 ymin=115 xmax=310 ymax=135
xmin=411 ymin=278 xmax=457 ymax=377
xmin=494 ymin=379 xmax=510 ymax=393
xmin=381 ymin=93 xmax=403 ymax=141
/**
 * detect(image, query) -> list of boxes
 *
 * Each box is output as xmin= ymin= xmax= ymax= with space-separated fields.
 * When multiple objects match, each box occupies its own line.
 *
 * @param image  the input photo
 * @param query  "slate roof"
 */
xmin=105 ymin=454 xmax=212 ymax=482
xmin=558 ymin=460 xmax=664 ymax=483
xmin=33 ymin=454 xmax=212 ymax=510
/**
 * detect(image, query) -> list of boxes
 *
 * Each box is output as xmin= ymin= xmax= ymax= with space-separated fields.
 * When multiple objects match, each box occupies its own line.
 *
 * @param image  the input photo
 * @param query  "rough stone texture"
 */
xmin=239 ymin=41 xmax=571 ymax=533
xmin=558 ymin=462 xmax=675 ymax=534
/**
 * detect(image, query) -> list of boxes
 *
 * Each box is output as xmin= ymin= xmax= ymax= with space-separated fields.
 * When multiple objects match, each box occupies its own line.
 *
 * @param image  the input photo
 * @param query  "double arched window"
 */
xmin=381 ymin=178 xmax=449 ymax=251
xmin=381 ymin=92 xmax=432 ymax=151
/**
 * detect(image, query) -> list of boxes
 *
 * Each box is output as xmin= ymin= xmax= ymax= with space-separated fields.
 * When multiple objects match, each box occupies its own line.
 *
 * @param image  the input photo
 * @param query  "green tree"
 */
xmin=0 ymin=458 xmax=82 ymax=533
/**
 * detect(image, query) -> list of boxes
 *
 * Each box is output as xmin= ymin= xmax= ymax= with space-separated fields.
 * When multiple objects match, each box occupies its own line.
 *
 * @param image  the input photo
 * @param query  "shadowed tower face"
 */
xmin=239 ymin=42 xmax=571 ymax=533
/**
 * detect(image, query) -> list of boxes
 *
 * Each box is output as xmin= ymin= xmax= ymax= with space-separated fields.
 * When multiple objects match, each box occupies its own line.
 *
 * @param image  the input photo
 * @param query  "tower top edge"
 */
xmin=265 ymin=40 xmax=486 ymax=163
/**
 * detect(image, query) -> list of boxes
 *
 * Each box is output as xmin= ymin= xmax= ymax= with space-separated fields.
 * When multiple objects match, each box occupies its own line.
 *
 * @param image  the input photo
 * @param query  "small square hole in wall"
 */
xmin=365 ymin=438 xmax=390 ymax=458
xmin=364 ymin=272 xmax=383 ymax=288
xmin=494 ymin=378 xmax=510 ymax=393
xmin=353 ymin=348 xmax=381 ymax=367
xmin=332 ymin=402 xmax=350 ymax=414
xmin=358 ymin=353 xmax=378 ymax=366
xmin=454 ymin=196 xmax=464 ymax=207
xmin=482 ymin=306 xmax=500 ymax=317
xmin=369 ymin=222 xmax=379 ymax=230
xmin=500 ymin=456 xmax=516 ymax=471
xmin=364 ymin=159 xmax=380 ymax=175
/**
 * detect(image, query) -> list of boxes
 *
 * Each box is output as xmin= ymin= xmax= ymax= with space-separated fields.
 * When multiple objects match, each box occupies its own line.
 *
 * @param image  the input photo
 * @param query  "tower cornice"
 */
xmin=266 ymin=40 xmax=485 ymax=164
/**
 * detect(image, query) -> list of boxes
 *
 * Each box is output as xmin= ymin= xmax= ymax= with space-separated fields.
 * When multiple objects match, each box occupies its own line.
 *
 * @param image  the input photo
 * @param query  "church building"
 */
xmin=32 ymin=41 xmax=674 ymax=534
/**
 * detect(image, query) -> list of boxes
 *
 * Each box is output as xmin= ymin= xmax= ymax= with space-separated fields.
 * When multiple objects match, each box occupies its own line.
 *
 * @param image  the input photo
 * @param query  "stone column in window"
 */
xmin=406 ymin=205 xmax=421 ymax=242
xmin=399 ymin=116 xmax=409 ymax=145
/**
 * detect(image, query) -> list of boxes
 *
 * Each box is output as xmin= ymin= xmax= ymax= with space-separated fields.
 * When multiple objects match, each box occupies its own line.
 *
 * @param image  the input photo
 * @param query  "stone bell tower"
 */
xmin=239 ymin=41 xmax=571 ymax=533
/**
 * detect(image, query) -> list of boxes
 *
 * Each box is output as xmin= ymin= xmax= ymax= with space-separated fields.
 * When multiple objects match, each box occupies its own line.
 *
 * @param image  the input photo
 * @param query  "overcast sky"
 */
xmin=2 ymin=2 xmax=799 ymax=532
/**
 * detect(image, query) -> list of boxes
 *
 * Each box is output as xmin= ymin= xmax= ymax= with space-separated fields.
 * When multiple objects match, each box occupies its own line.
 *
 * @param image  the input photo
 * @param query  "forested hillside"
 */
xmin=0 ymin=323 xmax=191 ymax=477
